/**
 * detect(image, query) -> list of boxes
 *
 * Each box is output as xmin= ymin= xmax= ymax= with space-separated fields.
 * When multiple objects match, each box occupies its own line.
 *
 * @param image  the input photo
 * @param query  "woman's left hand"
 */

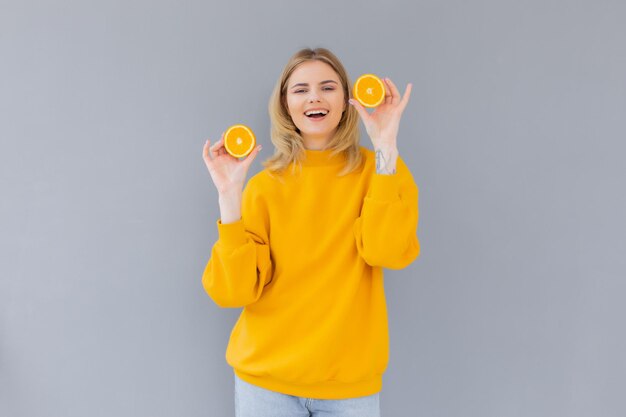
xmin=349 ymin=77 xmax=412 ymax=150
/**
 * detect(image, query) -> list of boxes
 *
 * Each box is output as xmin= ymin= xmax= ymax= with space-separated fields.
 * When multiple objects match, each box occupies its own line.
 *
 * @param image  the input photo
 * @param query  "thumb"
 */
xmin=242 ymin=144 xmax=263 ymax=167
xmin=348 ymin=99 xmax=369 ymax=122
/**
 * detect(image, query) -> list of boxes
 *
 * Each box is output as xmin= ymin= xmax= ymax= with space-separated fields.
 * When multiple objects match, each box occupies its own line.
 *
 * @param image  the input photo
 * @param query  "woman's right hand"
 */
xmin=202 ymin=132 xmax=262 ymax=195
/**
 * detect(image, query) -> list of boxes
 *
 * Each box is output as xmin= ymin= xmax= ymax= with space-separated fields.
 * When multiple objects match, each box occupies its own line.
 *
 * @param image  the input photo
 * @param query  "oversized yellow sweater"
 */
xmin=202 ymin=145 xmax=420 ymax=399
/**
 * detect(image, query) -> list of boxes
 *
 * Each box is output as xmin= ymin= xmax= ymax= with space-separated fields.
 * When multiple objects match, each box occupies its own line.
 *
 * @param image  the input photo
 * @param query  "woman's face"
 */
xmin=285 ymin=60 xmax=346 ymax=149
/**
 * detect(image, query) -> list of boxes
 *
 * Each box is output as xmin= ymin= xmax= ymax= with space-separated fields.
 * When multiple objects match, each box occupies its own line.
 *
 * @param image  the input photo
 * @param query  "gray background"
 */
xmin=1 ymin=1 xmax=625 ymax=416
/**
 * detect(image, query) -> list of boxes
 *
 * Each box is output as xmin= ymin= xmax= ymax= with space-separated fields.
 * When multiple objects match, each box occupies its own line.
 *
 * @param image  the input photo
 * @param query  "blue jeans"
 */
xmin=234 ymin=373 xmax=381 ymax=417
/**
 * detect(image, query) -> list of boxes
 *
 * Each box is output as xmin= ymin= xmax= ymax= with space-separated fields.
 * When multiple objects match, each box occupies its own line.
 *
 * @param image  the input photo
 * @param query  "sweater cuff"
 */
xmin=216 ymin=218 xmax=248 ymax=248
xmin=367 ymin=173 xmax=401 ymax=201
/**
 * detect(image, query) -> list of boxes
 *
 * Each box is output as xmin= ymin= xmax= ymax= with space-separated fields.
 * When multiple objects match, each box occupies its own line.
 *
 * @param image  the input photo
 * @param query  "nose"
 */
xmin=307 ymin=90 xmax=322 ymax=103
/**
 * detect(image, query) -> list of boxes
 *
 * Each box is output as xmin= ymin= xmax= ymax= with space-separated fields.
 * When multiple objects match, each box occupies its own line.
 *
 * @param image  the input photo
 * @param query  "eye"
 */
xmin=294 ymin=87 xmax=335 ymax=93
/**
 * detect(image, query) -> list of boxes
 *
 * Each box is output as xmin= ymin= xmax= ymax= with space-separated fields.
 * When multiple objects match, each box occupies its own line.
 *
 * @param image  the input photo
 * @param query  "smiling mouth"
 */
xmin=305 ymin=111 xmax=328 ymax=120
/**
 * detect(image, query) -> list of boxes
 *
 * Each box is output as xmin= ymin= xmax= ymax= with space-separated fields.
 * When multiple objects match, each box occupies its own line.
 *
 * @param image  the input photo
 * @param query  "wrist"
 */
xmin=374 ymin=146 xmax=398 ymax=175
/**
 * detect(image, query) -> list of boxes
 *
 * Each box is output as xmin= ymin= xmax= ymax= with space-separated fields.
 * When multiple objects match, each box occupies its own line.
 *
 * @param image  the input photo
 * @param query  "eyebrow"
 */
xmin=290 ymin=80 xmax=339 ymax=89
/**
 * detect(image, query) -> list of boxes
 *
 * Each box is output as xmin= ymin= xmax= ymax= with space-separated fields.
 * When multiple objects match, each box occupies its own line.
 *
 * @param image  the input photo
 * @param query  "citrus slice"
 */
xmin=353 ymin=74 xmax=386 ymax=108
xmin=224 ymin=124 xmax=256 ymax=158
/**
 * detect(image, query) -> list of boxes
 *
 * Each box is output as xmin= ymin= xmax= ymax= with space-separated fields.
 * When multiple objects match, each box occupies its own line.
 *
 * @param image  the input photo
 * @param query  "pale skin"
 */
xmin=202 ymin=131 xmax=262 ymax=223
xmin=202 ymin=63 xmax=412 ymax=223
xmin=285 ymin=60 xmax=346 ymax=151
xmin=349 ymin=77 xmax=413 ymax=175
xmin=286 ymin=60 xmax=413 ymax=175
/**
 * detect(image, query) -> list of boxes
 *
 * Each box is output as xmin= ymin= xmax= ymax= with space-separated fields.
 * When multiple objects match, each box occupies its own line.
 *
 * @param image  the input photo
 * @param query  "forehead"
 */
xmin=288 ymin=60 xmax=339 ymax=84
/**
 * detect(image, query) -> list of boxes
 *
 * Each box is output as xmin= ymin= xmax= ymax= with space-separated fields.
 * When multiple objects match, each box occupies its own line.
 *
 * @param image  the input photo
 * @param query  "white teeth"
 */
xmin=305 ymin=110 xmax=329 ymax=116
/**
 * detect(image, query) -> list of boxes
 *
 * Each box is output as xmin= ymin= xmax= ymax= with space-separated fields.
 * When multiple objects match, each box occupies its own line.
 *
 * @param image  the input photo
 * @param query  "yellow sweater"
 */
xmin=202 ymin=145 xmax=420 ymax=399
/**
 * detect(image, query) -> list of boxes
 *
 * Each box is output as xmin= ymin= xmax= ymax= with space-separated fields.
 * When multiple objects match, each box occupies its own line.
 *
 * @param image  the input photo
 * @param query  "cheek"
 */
xmin=287 ymin=97 xmax=302 ymax=117
xmin=333 ymin=99 xmax=345 ymax=118
xmin=333 ymin=95 xmax=345 ymax=112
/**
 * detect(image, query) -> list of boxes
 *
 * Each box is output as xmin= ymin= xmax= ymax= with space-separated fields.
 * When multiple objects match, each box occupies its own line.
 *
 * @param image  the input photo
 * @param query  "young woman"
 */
xmin=201 ymin=47 xmax=419 ymax=417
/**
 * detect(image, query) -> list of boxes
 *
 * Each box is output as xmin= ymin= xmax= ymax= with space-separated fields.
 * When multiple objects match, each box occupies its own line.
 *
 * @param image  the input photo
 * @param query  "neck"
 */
xmin=302 ymin=131 xmax=335 ymax=150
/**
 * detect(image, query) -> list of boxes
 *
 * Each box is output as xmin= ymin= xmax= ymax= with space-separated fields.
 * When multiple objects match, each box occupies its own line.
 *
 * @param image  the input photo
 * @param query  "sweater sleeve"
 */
xmin=353 ymin=155 xmax=420 ymax=269
xmin=201 ymin=178 xmax=274 ymax=308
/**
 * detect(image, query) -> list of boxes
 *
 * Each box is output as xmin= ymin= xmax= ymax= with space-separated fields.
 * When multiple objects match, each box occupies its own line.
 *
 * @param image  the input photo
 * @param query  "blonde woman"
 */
xmin=201 ymin=47 xmax=419 ymax=417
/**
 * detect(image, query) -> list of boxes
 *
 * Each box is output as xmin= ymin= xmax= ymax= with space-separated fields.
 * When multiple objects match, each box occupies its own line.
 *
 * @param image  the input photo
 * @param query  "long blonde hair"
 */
xmin=262 ymin=47 xmax=365 ymax=180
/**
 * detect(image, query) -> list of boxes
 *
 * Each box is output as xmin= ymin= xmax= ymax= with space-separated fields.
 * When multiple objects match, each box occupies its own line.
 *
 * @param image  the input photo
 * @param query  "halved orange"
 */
xmin=353 ymin=74 xmax=386 ymax=108
xmin=224 ymin=124 xmax=256 ymax=158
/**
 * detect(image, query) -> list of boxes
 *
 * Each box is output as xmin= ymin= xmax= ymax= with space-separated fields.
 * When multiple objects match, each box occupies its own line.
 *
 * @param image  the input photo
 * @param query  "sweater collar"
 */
xmin=301 ymin=148 xmax=345 ymax=167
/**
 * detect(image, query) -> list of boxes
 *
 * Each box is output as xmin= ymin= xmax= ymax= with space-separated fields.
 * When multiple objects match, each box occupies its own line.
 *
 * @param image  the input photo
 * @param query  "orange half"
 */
xmin=224 ymin=124 xmax=256 ymax=158
xmin=353 ymin=74 xmax=386 ymax=108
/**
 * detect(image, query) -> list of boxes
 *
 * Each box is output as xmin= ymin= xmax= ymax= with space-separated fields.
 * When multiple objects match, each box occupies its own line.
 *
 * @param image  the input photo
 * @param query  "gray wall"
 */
xmin=2 ymin=1 xmax=625 ymax=416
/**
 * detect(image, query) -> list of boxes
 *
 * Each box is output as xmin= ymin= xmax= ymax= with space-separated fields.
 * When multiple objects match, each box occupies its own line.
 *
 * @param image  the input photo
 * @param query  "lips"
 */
xmin=304 ymin=108 xmax=329 ymax=114
xmin=304 ymin=109 xmax=329 ymax=122
xmin=306 ymin=113 xmax=327 ymax=121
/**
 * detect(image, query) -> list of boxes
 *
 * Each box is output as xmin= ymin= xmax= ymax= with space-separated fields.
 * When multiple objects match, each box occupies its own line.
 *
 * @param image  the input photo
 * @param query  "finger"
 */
xmin=242 ymin=144 xmax=263 ymax=167
xmin=382 ymin=77 xmax=392 ymax=104
xmin=384 ymin=78 xmax=401 ymax=105
xmin=203 ymin=139 xmax=212 ymax=160
xmin=348 ymin=98 xmax=370 ymax=123
xmin=203 ymin=140 xmax=214 ymax=167
xmin=399 ymin=83 xmax=413 ymax=112
xmin=210 ymin=135 xmax=225 ymax=159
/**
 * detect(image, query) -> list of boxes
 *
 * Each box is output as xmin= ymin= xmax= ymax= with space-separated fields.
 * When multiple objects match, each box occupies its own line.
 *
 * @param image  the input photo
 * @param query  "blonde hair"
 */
xmin=262 ymin=47 xmax=365 ymax=180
